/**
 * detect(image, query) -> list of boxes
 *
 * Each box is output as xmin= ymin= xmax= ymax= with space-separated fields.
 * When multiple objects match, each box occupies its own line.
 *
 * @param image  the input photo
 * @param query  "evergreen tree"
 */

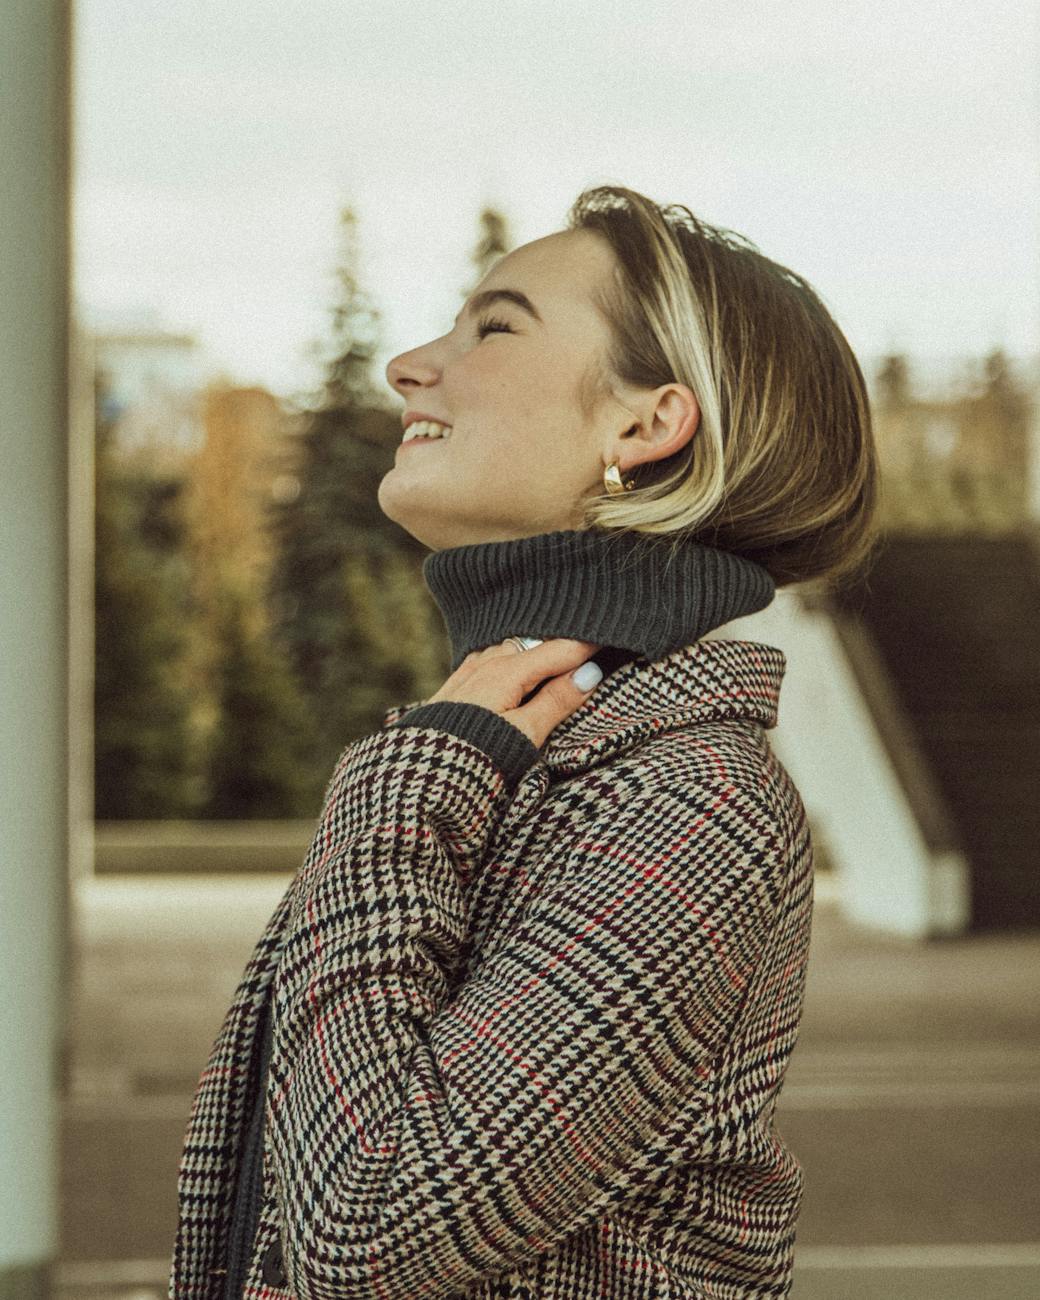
xmin=201 ymin=581 xmax=325 ymax=818
xmin=266 ymin=205 xmax=428 ymax=773
xmin=339 ymin=543 xmax=452 ymax=720
xmin=93 ymin=368 xmax=201 ymax=818
xmin=266 ymin=201 xmax=527 ymax=786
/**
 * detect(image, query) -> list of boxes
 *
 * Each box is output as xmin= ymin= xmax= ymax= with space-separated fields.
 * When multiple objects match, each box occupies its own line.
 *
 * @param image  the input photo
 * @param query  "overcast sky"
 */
xmin=74 ymin=0 xmax=1040 ymax=403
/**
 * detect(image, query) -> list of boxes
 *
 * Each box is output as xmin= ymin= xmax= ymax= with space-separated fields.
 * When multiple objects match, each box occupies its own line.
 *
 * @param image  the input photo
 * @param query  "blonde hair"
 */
xmin=567 ymin=185 xmax=881 ymax=592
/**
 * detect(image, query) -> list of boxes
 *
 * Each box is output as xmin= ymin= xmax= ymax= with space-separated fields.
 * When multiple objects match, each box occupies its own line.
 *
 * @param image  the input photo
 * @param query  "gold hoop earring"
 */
xmin=603 ymin=460 xmax=636 ymax=495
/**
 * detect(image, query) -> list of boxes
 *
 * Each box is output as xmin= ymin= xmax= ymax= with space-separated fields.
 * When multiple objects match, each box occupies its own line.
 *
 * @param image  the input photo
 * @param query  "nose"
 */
xmin=386 ymin=345 xmax=440 ymax=399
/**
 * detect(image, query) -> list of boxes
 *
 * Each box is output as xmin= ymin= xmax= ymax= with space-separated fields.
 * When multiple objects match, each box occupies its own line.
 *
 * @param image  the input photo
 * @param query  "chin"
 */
xmin=375 ymin=486 xmax=443 ymax=550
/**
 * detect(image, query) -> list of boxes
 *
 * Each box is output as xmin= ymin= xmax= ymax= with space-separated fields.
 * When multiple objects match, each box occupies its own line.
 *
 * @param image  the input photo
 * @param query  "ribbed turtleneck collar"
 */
xmin=421 ymin=528 xmax=776 ymax=674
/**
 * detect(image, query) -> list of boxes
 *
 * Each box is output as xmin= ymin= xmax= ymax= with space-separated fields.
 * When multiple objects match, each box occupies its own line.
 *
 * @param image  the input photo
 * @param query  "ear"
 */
xmin=645 ymin=383 xmax=700 ymax=458
xmin=612 ymin=383 xmax=700 ymax=469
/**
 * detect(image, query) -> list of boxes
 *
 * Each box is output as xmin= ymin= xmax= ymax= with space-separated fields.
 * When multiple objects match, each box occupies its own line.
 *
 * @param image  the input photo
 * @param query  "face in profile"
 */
xmin=380 ymin=228 xmax=627 ymax=551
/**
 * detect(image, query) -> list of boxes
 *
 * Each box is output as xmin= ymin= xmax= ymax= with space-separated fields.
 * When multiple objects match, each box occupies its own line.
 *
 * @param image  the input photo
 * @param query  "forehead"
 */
xmin=482 ymin=229 xmax=616 ymax=312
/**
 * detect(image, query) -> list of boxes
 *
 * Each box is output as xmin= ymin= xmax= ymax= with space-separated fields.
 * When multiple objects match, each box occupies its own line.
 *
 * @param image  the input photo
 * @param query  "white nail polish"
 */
xmin=571 ymin=661 xmax=603 ymax=692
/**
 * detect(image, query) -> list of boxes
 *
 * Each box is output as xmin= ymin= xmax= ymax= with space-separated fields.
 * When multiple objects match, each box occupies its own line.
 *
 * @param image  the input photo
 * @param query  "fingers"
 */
xmin=518 ymin=642 xmax=601 ymax=697
xmin=499 ymin=638 xmax=599 ymax=688
xmin=435 ymin=639 xmax=603 ymax=727
xmin=505 ymin=652 xmax=604 ymax=747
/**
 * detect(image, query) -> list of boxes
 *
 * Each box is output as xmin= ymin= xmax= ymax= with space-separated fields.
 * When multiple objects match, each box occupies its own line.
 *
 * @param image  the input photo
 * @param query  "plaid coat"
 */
xmin=169 ymin=636 xmax=814 ymax=1300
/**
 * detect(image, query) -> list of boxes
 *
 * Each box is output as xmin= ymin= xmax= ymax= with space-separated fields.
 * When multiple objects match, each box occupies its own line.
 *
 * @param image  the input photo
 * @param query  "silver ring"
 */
xmin=504 ymin=635 xmax=544 ymax=652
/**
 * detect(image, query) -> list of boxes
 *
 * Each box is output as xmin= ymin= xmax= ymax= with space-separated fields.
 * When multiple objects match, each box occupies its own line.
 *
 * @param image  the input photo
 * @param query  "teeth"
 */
xmin=403 ymin=419 xmax=453 ymax=442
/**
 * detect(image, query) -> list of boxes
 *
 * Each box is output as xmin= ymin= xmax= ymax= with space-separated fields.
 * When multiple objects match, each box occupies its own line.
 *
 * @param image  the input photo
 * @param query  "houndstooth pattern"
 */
xmin=169 ymin=637 xmax=814 ymax=1299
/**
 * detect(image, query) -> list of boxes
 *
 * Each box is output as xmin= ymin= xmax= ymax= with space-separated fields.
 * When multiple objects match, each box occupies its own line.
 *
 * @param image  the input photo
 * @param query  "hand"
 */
xmin=424 ymin=638 xmax=605 ymax=750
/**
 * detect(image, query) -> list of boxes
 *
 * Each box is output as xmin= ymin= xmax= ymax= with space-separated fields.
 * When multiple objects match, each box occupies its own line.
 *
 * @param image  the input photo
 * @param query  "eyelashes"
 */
xmin=475 ymin=314 xmax=514 ymax=339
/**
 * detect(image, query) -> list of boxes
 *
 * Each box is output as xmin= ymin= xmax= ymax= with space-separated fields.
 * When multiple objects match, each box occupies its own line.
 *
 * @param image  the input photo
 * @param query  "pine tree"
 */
xmin=265 ymin=201 xmax=528 ymax=784
xmin=201 ymin=580 xmax=325 ymax=818
xmin=266 ymin=205 xmax=427 ymax=772
xmin=93 ymin=368 xmax=201 ymax=818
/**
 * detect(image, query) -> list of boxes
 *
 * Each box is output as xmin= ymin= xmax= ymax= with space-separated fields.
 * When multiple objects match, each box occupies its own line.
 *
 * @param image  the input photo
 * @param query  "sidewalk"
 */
xmin=59 ymin=871 xmax=1040 ymax=1298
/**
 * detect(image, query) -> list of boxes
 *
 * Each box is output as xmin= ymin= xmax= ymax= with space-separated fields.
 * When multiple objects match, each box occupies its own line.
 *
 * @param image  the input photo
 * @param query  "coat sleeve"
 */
xmin=264 ymin=713 xmax=784 ymax=1300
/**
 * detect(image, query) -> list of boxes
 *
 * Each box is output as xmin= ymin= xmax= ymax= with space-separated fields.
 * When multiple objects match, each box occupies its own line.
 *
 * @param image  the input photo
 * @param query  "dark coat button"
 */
xmin=261 ymin=1239 xmax=288 ymax=1287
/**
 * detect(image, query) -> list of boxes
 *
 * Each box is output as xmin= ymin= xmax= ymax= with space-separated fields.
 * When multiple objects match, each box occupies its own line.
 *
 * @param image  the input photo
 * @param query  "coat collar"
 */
xmin=382 ymin=635 xmax=786 ymax=779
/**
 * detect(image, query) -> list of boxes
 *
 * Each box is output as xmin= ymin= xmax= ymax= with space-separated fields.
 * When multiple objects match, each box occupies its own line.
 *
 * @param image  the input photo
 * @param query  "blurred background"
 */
xmin=2 ymin=1 xmax=1039 ymax=1297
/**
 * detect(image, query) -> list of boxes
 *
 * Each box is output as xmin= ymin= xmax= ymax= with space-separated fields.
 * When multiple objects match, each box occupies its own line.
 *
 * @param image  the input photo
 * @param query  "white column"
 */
xmin=0 ymin=1 xmax=72 ymax=1294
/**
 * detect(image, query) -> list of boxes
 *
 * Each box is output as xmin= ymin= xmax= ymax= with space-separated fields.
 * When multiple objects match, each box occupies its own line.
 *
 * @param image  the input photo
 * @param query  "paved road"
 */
xmin=58 ymin=872 xmax=1040 ymax=1298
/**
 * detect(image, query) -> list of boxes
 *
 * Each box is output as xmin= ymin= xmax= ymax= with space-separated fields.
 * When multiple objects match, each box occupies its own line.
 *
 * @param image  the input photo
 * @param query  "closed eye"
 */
xmin=475 ymin=314 xmax=514 ymax=339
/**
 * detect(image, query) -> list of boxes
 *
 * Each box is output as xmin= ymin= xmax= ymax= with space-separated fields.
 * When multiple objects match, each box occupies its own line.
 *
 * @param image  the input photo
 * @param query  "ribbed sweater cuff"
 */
xmin=387 ymin=701 xmax=541 ymax=795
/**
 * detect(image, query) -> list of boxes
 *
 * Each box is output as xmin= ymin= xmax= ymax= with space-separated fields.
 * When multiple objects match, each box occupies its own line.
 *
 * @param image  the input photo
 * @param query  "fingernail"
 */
xmin=571 ymin=660 xmax=603 ymax=692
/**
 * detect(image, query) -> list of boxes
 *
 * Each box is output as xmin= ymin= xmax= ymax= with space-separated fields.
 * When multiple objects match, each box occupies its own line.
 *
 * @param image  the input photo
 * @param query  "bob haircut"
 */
xmin=567 ymin=184 xmax=881 ymax=593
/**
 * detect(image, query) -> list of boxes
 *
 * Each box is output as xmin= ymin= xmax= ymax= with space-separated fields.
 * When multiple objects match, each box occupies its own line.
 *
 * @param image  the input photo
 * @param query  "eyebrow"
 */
xmin=456 ymin=288 xmax=544 ymax=326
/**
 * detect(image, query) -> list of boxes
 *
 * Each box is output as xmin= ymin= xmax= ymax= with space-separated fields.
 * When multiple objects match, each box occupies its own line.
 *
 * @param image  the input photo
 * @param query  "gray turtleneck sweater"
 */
xmin=220 ymin=527 xmax=775 ymax=1299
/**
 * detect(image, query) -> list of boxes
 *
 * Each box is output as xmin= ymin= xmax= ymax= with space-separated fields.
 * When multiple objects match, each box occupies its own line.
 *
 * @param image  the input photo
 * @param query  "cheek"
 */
xmin=457 ymin=355 xmax=535 ymax=418
xmin=445 ymin=350 xmax=500 ymax=402
xmin=450 ymin=345 xmax=579 ymax=432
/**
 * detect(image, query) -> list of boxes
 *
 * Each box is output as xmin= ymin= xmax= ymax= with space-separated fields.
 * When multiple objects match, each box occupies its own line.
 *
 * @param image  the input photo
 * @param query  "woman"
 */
xmin=169 ymin=185 xmax=878 ymax=1299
